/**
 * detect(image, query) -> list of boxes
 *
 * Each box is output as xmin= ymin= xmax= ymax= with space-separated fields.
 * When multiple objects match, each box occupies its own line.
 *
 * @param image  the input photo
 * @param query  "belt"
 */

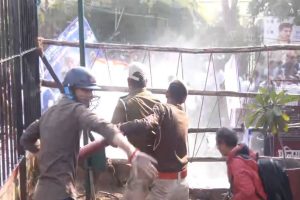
xmin=158 ymin=169 xmax=187 ymax=180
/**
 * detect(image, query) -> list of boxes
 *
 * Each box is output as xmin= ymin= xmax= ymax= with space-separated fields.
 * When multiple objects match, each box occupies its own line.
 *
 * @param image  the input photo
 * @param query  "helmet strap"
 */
xmin=64 ymin=86 xmax=75 ymax=100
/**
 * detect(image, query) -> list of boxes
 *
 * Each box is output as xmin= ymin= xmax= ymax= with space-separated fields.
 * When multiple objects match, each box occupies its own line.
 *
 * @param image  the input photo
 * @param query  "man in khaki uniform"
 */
xmin=20 ymin=67 xmax=157 ymax=200
xmin=111 ymin=62 xmax=160 ymax=199
xmin=120 ymin=80 xmax=189 ymax=200
xmin=111 ymin=62 xmax=160 ymax=154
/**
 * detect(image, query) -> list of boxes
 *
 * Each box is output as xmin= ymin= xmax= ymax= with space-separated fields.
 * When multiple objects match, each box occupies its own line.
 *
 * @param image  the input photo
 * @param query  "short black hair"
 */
xmin=216 ymin=127 xmax=238 ymax=147
xmin=167 ymin=80 xmax=188 ymax=104
xmin=279 ymin=23 xmax=293 ymax=31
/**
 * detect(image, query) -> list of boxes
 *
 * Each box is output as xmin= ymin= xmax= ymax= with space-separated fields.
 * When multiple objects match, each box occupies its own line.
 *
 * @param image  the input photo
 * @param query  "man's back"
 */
xmin=119 ymin=79 xmax=190 ymax=200
xmin=112 ymin=88 xmax=159 ymax=153
xmin=153 ymin=103 xmax=189 ymax=172
xmin=35 ymin=97 xmax=84 ymax=199
xmin=227 ymin=145 xmax=267 ymax=200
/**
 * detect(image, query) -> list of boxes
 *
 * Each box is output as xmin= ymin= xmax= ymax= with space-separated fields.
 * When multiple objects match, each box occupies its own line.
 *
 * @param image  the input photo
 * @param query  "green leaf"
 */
xmin=265 ymin=109 xmax=274 ymax=124
xmin=270 ymin=89 xmax=277 ymax=103
xmin=277 ymin=95 xmax=300 ymax=105
xmin=256 ymin=112 xmax=266 ymax=128
xmin=282 ymin=113 xmax=290 ymax=122
xmin=245 ymin=111 xmax=261 ymax=127
xmin=255 ymin=94 xmax=265 ymax=106
xmin=276 ymin=90 xmax=286 ymax=103
xmin=277 ymin=117 xmax=289 ymax=133
xmin=247 ymin=103 xmax=260 ymax=110
xmin=258 ymin=87 xmax=268 ymax=94
xmin=271 ymin=124 xmax=277 ymax=135
xmin=283 ymin=124 xmax=289 ymax=132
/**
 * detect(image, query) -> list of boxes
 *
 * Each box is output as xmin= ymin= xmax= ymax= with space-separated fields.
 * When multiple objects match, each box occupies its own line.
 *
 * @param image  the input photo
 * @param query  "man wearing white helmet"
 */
xmin=20 ymin=67 xmax=157 ymax=200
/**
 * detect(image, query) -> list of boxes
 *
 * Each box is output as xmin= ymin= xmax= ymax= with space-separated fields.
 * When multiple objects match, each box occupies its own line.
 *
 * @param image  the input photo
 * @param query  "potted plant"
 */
xmin=245 ymin=87 xmax=299 ymax=157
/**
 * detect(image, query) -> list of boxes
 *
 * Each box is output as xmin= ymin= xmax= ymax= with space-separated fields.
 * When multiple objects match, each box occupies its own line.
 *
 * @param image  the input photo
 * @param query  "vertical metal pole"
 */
xmin=78 ymin=0 xmax=86 ymax=67
xmin=17 ymin=0 xmax=27 ymax=198
xmin=78 ymin=1 xmax=94 ymax=199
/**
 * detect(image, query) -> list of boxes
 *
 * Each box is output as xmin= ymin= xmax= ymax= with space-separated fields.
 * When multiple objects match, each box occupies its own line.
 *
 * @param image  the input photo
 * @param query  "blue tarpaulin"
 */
xmin=40 ymin=17 xmax=102 ymax=112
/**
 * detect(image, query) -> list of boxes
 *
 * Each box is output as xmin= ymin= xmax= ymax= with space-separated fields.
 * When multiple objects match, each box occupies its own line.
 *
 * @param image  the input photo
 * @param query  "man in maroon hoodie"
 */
xmin=216 ymin=127 xmax=267 ymax=200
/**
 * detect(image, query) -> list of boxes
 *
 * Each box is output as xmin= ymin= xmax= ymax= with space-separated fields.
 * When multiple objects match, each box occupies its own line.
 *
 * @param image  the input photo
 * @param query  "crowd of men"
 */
xmin=21 ymin=62 xmax=279 ymax=200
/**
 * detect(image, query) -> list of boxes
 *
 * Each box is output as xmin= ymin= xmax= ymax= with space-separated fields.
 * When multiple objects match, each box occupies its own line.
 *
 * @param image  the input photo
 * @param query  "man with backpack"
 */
xmin=216 ymin=127 xmax=267 ymax=200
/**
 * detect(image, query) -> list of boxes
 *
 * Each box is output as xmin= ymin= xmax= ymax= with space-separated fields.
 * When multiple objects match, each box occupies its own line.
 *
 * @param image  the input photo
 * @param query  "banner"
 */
xmin=40 ymin=17 xmax=102 ymax=112
xmin=263 ymin=16 xmax=300 ymax=44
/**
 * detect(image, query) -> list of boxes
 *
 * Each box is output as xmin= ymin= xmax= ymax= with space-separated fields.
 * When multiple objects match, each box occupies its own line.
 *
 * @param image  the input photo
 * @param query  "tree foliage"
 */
xmin=37 ymin=0 xmax=253 ymax=47
xmin=249 ymin=0 xmax=300 ymax=24
xmin=38 ymin=0 xmax=197 ymax=44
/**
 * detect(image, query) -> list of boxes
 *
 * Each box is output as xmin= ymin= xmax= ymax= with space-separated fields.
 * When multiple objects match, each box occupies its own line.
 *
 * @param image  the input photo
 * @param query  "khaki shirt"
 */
xmin=121 ymin=103 xmax=189 ymax=172
xmin=21 ymin=96 xmax=119 ymax=200
xmin=111 ymin=88 xmax=159 ymax=153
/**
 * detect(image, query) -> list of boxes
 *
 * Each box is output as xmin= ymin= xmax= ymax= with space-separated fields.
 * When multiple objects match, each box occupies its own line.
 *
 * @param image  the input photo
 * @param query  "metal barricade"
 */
xmin=0 ymin=0 xmax=39 ymax=199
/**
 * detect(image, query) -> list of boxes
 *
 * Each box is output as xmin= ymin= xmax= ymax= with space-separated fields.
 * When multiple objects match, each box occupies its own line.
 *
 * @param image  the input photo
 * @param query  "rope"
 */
xmin=181 ymin=54 xmax=184 ymax=80
xmin=148 ymin=51 xmax=153 ymax=87
xmin=195 ymin=99 xmax=219 ymax=156
xmin=191 ymin=53 xmax=213 ymax=158
xmin=267 ymin=50 xmax=270 ymax=89
xmin=176 ymin=53 xmax=182 ymax=78
xmin=211 ymin=54 xmax=222 ymax=127
xmin=103 ymin=49 xmax=113 ymax=84
xmin=142 ymin=50 xmax=147 ymax=63
xmin=180 ymin=54 xmax=189 ymax=154
xmin=0 ymin=47 xmax=37 ymax=64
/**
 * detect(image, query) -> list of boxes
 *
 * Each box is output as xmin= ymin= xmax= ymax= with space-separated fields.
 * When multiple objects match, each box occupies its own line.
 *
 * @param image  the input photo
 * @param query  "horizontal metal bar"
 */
xmin=188 ymin=126 xmax=300 ymax=133
xmin=109 ymin=157 xmax=226 ymax=164
xmin=109 ymin=156 xmax=300 ymax=164
xmin=188 ymin=157 xmax=226 ymax=162
xmin=97 ymin=85 xmax=300 ymax=98
xmin=40 ymin=38 xmax=300 ymax=54
xmin=98 ymin=85 xmax=257 ymax=97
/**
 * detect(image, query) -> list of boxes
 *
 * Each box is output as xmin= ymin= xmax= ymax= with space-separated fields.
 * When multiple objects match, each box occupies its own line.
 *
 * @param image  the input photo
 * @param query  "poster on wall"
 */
xmin=263 ymin=16 xmax=300 ymax=44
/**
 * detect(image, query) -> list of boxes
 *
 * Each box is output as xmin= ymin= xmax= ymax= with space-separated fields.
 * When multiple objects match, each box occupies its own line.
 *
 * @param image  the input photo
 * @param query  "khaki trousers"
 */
xmin=123 ymin=171 xmax=189 ymax=200
xmin=146 ymin=178 xmax=189 ymax=200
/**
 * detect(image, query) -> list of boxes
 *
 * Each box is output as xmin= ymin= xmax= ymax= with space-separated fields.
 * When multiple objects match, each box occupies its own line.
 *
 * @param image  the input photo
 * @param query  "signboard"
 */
xmin=263 ymin=16 xmax=300 ymax=44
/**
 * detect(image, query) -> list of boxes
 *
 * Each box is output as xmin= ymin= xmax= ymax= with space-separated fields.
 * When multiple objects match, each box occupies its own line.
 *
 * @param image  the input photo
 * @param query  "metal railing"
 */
xmin=0 ymin=0 xmax=39 ymax=199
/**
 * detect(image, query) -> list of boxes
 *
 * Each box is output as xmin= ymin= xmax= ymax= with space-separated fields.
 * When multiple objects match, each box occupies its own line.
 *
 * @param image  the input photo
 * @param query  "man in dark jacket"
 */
xmin=120 ymin=80 xmax=189 ymax=200
xmin=20 ymin=67 xmax=157 ymax=200
xmin=216 ymin=127 xmax=267 ymax=200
